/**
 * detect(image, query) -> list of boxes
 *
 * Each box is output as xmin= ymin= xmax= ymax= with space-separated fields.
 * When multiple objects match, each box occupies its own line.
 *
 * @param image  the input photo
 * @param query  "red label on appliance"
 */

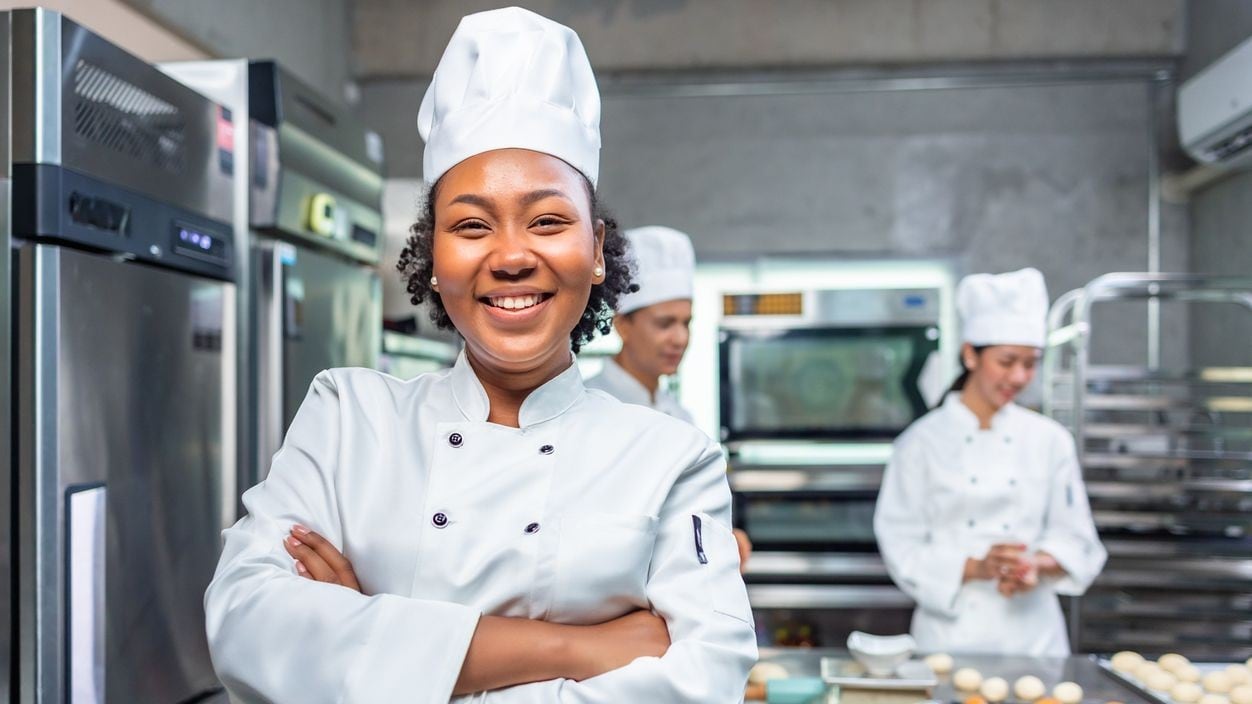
xmin=216 ymin=106 xmax=235 ymax=153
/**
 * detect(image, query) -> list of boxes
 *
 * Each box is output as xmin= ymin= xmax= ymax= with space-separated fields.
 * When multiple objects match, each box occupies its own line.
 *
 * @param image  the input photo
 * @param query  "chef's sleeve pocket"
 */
xmin=554 ymin=512 xmax=659 ymax=623
xmin=694 ymin=512 xmax=754 ymax=626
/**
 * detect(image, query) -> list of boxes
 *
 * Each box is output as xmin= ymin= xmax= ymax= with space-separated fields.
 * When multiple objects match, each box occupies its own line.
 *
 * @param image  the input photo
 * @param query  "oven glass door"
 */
xmin=734 ymin=486 xmax=914 ymax=648
xmin=737 ymin=490 xmax=881 ymax=554
xmin=719 ymin=326 xmax=938 ymax=441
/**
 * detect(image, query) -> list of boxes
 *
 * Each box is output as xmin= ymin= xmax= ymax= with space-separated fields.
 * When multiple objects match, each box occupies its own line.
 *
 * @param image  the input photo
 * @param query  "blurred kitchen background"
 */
xmin=2 ymin=1 xmax=1252 ymax=702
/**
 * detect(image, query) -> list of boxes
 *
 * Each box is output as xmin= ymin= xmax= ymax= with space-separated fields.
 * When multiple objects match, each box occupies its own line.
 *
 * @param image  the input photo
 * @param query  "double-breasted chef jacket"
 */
xmin=205 ymin=351 xmax=757 ymax=702
xmin=873 ymin=392 xmax=1107 ymax=656
xmin=585 ymin=358 xmax=694 ymax=425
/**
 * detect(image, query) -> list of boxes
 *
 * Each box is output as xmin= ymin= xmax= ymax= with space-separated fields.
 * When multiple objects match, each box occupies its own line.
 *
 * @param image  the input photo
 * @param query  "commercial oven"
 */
xmin=8 ymin=9 xmax=236 ymax=701
xmin=720 ymin=288 xmax=942 ymax=647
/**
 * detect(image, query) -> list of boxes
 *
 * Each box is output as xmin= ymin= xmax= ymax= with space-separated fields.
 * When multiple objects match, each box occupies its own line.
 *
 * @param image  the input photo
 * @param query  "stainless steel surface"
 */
xmin=253 ymin=241 xmax=285 ymax=486
xmin=597 ymin=58 xmax=1175 ymax=98
xmin=16 ymin=245 xmax=233 ymax=702
xmin=743 ymin=553 xmax=889 ymax=580
xmin=10 ymin=8 xmax=59 ymax=164
xmin=281 ymin=244 xmax=380 ymax=431
xmin=15 ymin=237 xmax=58 ymax=704
xmin=378 ymin=330 xmax=459 ymax=380
xmin=1044 ymin=273 xmax=1252 ymax=657
xmin=248 ymin=62 xmax=384 ymax=266
xmin=730 ymin=466 xmax=883 ymax=493
xmin=747 ymin=585 xmax=913 ymax=609
xmin=166 ymin=61 xmax=386 ymax=494
xmin=821 ymin=657 xmax=937 ymax=689
xmin=381 ymin=330 xmax=458 ymax=363
xmin=1091 ymin=658 xmax=1248 ymax=704
xmin=1055 ymin=365 xmax=1252 ymax=383
xmin=720 ymin=287 xmax=940 ymax=330
xmin=755 ymin=650 xmax=1154 ymax=703
xmin=11 ymin=9 xmax=232 ymax=223
xmin=1147 ymin=81 xmax=1162 ymax=371
xmin=1 ymin=11 xmax=12 ymax=699
xmin=252 ymin=239 xmax=380 ymax=480
xmin=158 ymin=59 xmax=253 ymax=524
xmin=252 ymin=121 xmax=383 ymax=265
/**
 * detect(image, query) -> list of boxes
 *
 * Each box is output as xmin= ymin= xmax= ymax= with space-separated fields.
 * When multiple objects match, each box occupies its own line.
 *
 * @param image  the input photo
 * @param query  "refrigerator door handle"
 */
xmin=254 ymin=243 xmax=286 ymax=483
xmin=66 ymin=483 xmax=107 ymax=704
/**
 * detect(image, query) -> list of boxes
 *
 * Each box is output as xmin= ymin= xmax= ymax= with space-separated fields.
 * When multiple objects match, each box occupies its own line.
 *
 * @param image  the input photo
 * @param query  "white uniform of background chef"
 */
xmin=586 ymin=226 xmax=754 ymax=571
xmin=204 ymin=7 xmax=756 ymax=703
xmin=873 ymin=268 xmax=1107 ymax=656
xmin=586 ymin=226 xmax=696 ymax=423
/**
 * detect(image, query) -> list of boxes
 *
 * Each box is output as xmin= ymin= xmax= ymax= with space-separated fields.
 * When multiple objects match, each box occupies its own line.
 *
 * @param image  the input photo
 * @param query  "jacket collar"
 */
xmin=942 ymin=390 xmax=1016 ymax=432
xmin=449 ymin=349 xmax=585 ymax=428
xmin=597 ymin=357 xmax=656 ymax=406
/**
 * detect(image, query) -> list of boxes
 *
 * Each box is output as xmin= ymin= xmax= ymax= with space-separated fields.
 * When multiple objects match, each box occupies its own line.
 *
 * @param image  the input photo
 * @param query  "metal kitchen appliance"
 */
xmin=720 ymin=287 xmax=942 ymax=646
xmin=2 ymin=11 xmax=14 ymax=700
xmin=8 ymin=9 xmax=236 ymax=701
xmin=1044 ymin=273 xmax=1252 ymax=660
xmin=719 ymin=288 xmax=941 ymax=443
xmin=160 ymin=59 xmax=384 ymax=486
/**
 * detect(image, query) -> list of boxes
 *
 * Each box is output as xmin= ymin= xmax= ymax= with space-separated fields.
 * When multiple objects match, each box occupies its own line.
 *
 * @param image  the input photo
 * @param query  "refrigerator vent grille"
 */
xmin=72 ymin=59 xmax=186 ymax=174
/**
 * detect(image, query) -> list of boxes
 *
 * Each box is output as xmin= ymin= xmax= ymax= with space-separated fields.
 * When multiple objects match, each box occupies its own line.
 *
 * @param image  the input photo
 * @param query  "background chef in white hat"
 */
xmin=873 ymin=267 xmax=1107 ymax=656
xmin=587 ymin=226 xmax=697 ymax=422
xmin=205 ymin=7 xmax=756 ymax=703
xmin=587 ymin=225 xmax=754 ymax=570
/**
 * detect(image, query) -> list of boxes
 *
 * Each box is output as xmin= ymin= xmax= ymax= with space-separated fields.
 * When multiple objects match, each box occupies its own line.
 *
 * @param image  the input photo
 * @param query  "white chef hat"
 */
xmin=418 ymin=7 xmax=601 ymax=187
xmin=957 ymin=267 xmax=1050 ymax=348
xmin=617 ymin=226 xmax=696 ymax=315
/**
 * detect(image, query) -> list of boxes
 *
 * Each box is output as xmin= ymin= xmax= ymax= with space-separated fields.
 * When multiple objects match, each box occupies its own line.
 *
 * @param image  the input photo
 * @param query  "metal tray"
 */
xmin=821 ymin=657 xmax=937 ymax=690
xmin=1095 ymin=656 xmax=1241 ymax=704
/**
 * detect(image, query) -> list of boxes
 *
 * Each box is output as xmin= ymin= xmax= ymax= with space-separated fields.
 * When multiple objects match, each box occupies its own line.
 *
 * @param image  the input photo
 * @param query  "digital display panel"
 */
xmin=172 ymin=224 xmax=229 ymax=263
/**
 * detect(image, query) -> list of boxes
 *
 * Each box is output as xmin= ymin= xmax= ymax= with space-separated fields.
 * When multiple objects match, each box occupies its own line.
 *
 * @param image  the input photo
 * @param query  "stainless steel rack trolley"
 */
xmin=1043 ymin=273 xmax=1252 ymax=661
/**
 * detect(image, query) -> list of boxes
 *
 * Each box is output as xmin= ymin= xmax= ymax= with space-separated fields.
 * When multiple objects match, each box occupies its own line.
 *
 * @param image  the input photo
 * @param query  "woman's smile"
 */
xmin=478 ymin=289 xmax=556 ymax=324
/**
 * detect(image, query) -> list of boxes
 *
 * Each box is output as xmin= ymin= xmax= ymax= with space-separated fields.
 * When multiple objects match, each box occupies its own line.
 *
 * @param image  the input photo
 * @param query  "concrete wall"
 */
xmin=354 ymin=0 xmax=1184 ymax=78
xmin=363 ymin=73 xmax=1187 ymax=367
xmin=0 ymin=0 xmax=208 ymax=62
xmin=119 ymin=0 xmax=352 ymax=101
xmin=1185 ymin=2 xmax=1252 ymax=367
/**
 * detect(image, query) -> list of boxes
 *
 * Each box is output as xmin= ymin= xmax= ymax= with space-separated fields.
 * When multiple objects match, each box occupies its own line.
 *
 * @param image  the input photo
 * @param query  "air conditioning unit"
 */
xmin=1179 ymin=34 xmax=1252 ymax=169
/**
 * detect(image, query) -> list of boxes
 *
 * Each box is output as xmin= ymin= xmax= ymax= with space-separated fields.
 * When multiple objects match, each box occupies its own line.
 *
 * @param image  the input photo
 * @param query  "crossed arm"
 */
xmin=283 ymin=524 xmax=670 ymax=695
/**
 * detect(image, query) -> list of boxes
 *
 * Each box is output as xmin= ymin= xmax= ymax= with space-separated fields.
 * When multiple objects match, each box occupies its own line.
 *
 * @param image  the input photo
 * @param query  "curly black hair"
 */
xmin=396 ymin=176 xmax=637 ymax=353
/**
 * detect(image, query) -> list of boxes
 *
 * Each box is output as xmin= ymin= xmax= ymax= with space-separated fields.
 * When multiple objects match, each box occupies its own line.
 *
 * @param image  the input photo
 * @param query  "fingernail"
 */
xmin=292 ymin=524 xmax=310 ymax=536
xmin=287 ymin=536 xmax=302 ymax=547
xmin=294 ymin=560 xmax=307 ymax=574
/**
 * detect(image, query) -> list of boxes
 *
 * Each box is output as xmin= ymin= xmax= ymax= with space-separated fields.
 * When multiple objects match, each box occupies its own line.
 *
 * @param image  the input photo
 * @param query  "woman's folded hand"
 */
xmin=565 ymin=609 xmax=671 ymax=681
xmin=284 ymin=525 xmax=362 ymax=593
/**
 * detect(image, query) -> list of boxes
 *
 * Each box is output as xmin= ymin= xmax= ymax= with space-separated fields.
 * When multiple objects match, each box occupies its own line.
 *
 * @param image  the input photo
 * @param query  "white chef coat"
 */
xmin=585 ymin=358 xmax=694 ymax=424
xmin=205 ymin=351 xmax=756 ymax=703
xmin=873 ymin=392 xmax=1107 ymax=656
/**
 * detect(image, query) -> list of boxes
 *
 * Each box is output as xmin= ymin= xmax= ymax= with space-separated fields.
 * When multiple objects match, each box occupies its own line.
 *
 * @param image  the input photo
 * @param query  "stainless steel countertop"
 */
xmin=757 ymin=648 xmax=1151 ymax=703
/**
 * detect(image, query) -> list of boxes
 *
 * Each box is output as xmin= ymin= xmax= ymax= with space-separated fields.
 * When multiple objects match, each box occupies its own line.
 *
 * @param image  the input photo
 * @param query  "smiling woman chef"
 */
xmin=873 ymin=268 xmax=1107 ymax=656
xmin=203 ymin=7 xmax=757 ymax=702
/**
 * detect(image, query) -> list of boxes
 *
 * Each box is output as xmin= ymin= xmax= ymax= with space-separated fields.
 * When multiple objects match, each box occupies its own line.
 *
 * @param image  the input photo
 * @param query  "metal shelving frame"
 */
xmin=1043 ymin=272 xmax=1252 ymax=659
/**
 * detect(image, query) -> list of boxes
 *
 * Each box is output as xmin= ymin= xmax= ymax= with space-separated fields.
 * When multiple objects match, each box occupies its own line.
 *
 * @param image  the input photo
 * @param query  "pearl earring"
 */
xmin=430 ymin=275 xmax=438 ymax=288
xmin=593 ymin=265 xmax=604 ymax=278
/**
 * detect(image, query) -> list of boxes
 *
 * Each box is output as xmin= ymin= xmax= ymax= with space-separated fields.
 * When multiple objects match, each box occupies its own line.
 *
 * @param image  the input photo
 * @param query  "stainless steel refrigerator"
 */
xmin=161 ymin=60 xmax=384 ymax=486
xmin=9 ymin=10 xmax=236 ymax=702
xmin=2 ymin=10 xmax=14 ymax=702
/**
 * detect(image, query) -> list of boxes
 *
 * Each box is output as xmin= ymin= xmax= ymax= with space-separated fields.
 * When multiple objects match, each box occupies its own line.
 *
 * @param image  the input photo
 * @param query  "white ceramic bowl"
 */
xmin=847 ymin=631 xmax=917 ymax=677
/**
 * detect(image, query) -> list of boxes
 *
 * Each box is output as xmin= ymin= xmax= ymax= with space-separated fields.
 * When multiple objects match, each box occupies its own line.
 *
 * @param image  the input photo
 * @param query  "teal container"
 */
xmin=766 ymin=676 xmax=828 ymax=704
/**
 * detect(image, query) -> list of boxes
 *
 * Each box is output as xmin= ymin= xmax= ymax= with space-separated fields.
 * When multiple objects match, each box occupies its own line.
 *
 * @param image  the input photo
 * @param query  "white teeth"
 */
xmin=490 ymin=294 xmax=541 ymax=310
